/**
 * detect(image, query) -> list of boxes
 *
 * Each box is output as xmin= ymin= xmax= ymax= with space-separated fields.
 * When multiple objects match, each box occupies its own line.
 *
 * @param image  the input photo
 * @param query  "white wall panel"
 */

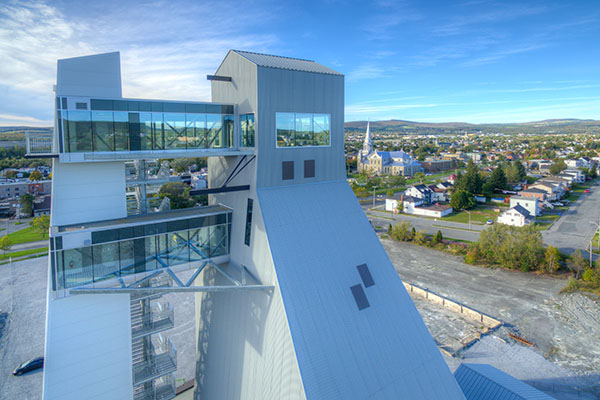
xmin=51 ymin=161 xmax=126 ymax=226
xmin=42 ymin=293 xmax=132 ymax=400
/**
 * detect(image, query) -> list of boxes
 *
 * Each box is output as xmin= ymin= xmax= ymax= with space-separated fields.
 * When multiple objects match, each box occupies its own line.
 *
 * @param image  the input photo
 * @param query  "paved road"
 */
xmin=363 ymin=203 xmax=483 ymax=242
xmin=543 ymin=182 xmax=600 ymax=256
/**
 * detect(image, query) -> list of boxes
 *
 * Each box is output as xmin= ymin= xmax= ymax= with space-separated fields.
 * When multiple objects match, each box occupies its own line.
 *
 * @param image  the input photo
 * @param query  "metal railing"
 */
xmin=132 ymin=336 xmax=177 ymax=385
xmin=26 ymin=131 xmax=54 ymax=155
xmin=131 ymin=302 xmax=174 ymax=339
xmin=133 ymin=374 xmax=176 ymax=400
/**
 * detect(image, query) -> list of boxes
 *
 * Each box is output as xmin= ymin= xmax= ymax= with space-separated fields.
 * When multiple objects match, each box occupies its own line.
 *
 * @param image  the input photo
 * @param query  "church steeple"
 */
xmin=363 ymin=121 xmax=372 ymax=155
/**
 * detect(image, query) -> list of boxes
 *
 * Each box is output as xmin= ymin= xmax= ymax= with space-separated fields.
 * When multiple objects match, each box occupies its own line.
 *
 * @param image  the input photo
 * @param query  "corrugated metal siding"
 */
xmin=455 ymin=364 xmax=556 ymax=400
xmin=233 ymin=50 xmax=342 ymax=76
xmin=258 ymin=181 xmax=465 ymax=400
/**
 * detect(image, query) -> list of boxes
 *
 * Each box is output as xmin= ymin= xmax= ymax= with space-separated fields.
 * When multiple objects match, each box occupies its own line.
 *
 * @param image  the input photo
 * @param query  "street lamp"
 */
xmin=464 ymin=209 xmax=471 ymax=230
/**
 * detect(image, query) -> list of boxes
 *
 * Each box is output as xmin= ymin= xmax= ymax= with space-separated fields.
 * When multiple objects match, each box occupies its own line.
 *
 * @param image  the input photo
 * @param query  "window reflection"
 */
xmin=240 ymin=114 xmax=255 ymax=147
xmin=52 ymin=221 xmax=231 ymax=290
xmin=61 ymin=107 xmax=235 ymax=153
xmin=276 ymin=113 xmax=330 ymax=147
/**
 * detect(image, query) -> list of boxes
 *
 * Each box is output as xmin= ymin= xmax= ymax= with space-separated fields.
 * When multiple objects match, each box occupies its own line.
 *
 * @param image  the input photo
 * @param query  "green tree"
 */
xmin=588 ymin=168 xmax=598 ymax=179
xmin=158 ymin=182 xmax=195 ymax=210
xmin=450 ymin=189 xmax=475 ymax=210
xmin=463 ymin=159 xmax=483 ymax=194
xmin=19 ymin=193 xmax=34 ymax=217
xmin=414 ymin=172 xmax=425 ymax=183
xmin=570 ymin=249 xmax=587 ymax=278
xmin=30 ymin=215 xmax=50 ymax=238
xmin=0 ymin=235 xmax=12 ymax=254
xmin=433 ymin=230 xmax=443 ymax=244
xmin=386 ymin=189 xmax=395 ymax=197
xmin=543 ymin=245 xmax=561 ymax=273
xmin=477 ymin=224 xmax=544 ymax=271
xmin=414 ymin=230 xmax=427 ymax=245
xmin=549 ymin=160 xmax=567 ymax=175
xmin=390 ymin=221 xmax=414 ymax=241
xmin=396 ymin=200 xmax=404 ymax=213
xmin=29 ymin=170 xmax=43 ymax=181
xmin=483 ymin=165 xmax=507 ymax=195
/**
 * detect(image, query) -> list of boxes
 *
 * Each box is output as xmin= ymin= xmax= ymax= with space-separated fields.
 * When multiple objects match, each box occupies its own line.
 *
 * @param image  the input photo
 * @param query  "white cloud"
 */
xmin=0 ymin=0 xmax=279 ymax=124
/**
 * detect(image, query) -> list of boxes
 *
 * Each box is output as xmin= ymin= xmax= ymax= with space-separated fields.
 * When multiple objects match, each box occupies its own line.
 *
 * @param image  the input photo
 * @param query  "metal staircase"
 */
xmin=131 ymin=276 xmax=176 ymax=400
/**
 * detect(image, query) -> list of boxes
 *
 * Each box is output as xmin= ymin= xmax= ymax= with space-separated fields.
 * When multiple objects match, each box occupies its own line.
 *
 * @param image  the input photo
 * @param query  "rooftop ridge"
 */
xmin=232 ymin=49 xmax=315 ymax=63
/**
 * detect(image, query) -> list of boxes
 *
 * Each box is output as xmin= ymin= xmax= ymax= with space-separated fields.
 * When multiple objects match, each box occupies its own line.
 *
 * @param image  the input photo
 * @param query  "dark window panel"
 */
xmin=75 ymin=102 xmax=88 ymax=110
xmin=350 ymin=284 xmax=370 ymax=310
xmin=244 ymin=198 xmax=253 ymax=246
xmin=118 ymin=227 xmax=134 ymax=240
xmin=357 ymin=264 xmax=375 ymax=287
xmin=222 ymin=105 xmax=234 ymax=114
xmin=133 ymin=225 xmax=145 ymax=238
xmin=282 ymin=161 xmax=294 ymax=180
xmin=167 ymin=219 xmax=189 ymax=233
xmin=91 ymin=99 xmax=113 ymax=111
xmin=139 ymin=101 xmax=152 ymax=112
xmin=304 ymin=160 xmax=315 ymax=178
xmin=151 ymin=102 xmax=163 ymax=112
xmin=163 ymin=102 xmax=185 ymax=113
xmin=127 ymin=101 xmax=139 ymax=112
xmin=92 ymin=229 xmax=116 ymax=244
xmin=188 ymin=217 xmax=206 ymax=229
xmin=128 ymin=113 xmax=141 ymax=151
xmin=113 ymin=100 xmax=128 ymax=111
xmin=205 ymin=104 xmax=222 ymax=114
xmin=56 ymin=97 xmax=61 ymax=110
xmin=61 ymin=98 xmax=67 ymax=109
xmin=185 ymin=103 xmax=206 ymax=113
xmin=55 ymin=236 xmax=63 ymax=250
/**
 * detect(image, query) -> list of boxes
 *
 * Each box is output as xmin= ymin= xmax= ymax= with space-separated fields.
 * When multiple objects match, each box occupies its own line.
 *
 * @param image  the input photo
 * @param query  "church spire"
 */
xmin=363 ymin=121 xmax=372 ymax=154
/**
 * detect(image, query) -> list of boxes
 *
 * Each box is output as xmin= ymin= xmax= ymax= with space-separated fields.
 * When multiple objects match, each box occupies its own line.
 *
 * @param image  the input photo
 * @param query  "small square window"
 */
xmin=304 ymin=160 xmax=315 ymax=178
xmin=282 ymin=161 xmax=294 ymax=180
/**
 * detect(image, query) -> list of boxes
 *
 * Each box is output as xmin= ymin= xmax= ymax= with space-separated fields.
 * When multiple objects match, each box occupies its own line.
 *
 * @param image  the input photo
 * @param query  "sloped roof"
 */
xmin=455 ymin=363 xmax=554 ymax=400
xmin=231 ymin=50 xmax=343 ymax=76
xmin=507 ymin=204 xmax=530 ymax=217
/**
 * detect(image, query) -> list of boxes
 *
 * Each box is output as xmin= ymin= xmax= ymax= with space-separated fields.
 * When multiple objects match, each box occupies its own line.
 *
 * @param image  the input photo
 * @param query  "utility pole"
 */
xmin=372 ymin=186 xmax=377 ymax=209
xmin=590 ymin=239 xmax=594 ymax=269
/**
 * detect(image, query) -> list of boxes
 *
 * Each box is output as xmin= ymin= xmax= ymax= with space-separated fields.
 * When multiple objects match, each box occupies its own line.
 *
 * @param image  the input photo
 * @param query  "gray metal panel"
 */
xmin=233 ymin=50 xmax=342 ymax=76
xmin=455 ymin=364 xmax=556 ymax=400
xmin=56 ymin=52 xmax=122 ymax=98
xmin=256 ymin=67 xmax=345 ymax=188
xmin=258 ymin=181 xmax=465 ymax=399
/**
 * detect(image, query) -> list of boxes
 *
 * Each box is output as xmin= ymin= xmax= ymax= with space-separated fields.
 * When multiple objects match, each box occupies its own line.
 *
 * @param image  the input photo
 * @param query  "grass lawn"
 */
xmin=565 ymin=192 xmax=582 ymax=201
xmin=443 ymin=206 xmax=498 ymax=225
xmin=533 ymin=223 xmax=551 ymax=231
xmin=0 ymin=246 xmax=48 ymax=261
xmin=5 ymin=226 xmax=47 ymax=244
xmin=535 ymin=214 xmax=560 ymax=222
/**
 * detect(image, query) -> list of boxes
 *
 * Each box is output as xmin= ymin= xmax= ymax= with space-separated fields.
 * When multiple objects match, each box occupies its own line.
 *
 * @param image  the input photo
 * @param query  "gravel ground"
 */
xmin=383 ymin=239 xmax=600 ymax=399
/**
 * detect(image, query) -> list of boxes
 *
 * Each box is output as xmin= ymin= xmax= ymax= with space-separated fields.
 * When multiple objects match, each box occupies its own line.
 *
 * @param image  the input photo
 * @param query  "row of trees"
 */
xmin=450 ymin=159 xmax=526 ymax=210
xmin=388 ymin=221 xmax=443 ymax=246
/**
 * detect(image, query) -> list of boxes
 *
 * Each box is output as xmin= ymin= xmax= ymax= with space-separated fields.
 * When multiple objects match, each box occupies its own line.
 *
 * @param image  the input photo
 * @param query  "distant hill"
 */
xmin=345 ymin=119 xmax=600 ymax=135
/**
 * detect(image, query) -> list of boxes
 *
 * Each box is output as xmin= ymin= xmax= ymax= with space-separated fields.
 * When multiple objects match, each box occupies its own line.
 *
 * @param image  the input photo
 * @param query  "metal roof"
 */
xmin=455 ymin=363 xmax=555 ymax=400
xmin=258 ymin=181 xmax=465 ymax=399
xmin=231 ymin=50 xmax=343 ymax=76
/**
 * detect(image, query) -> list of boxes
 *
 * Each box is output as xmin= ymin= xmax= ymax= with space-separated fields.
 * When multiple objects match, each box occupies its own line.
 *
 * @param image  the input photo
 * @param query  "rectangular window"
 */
xmin=240 ymin=114 xmax=255 ymax=147
xmin=276 ymin=113 xmax=330 ymax=147
xmin=304 ymin=160 xmax=315 ymax=178
xmin=350 ymin=284 xmax=370 ymax=310
xmin=282 ymin=161 xmax=294 ymax=180
xmin=357 ymin=264 xmax=374 ymax=287
xmin=65 ymin=110 xmax=92 ymax=152
xmin=244 ymin=199 xmax=253 ymax=246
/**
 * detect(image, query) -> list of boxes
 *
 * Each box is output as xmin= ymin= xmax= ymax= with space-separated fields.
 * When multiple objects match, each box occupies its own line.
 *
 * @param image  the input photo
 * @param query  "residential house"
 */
xmin=529 ymin=182 xmax=562 ymax=200
xmin=562 ymin=169 xmax=585 ymax=183
xmin=509 ymin=196 xmax=541 ymax=216
xmin=427 ymin=182 xmax=452 ymax=202
xmin=497 ymin=205 xmax=532 ymax=227
xmin=405 ymin=184 xmax=433 ymax=204
xmin=519 ymin=187 xmax=547 ymax=202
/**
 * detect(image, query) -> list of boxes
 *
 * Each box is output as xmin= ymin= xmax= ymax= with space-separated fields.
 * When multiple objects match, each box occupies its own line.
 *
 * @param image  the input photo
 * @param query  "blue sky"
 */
xmin=0 ymin=0 xmax=599 ymax=126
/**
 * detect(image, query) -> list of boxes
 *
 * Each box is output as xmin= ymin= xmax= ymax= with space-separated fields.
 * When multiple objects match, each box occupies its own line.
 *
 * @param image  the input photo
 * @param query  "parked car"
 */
xmin=486 ymin=219 xmax=494 ymax=225
xmin=585 ymin=189 xmax=590 ymax=193
xmin=13 ymin=357 xmax=44 ymax=376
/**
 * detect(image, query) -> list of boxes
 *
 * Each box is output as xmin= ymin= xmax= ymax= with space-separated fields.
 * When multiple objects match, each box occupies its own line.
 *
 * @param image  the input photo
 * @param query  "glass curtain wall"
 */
xmin=276 ymin=113 xmax=330 ymax=147
xmin=61 ymin=109 xmax=234 ymax=153
xmin=53 ymin=221 xmax=231 ymax=290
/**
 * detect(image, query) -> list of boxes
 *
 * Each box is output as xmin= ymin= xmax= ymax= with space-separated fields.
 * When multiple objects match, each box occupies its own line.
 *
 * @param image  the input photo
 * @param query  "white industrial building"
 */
xmin=36 ymin=50 xmax=467 ymax=400
xmin=35 ymin=49 xmax=551 ymax=400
